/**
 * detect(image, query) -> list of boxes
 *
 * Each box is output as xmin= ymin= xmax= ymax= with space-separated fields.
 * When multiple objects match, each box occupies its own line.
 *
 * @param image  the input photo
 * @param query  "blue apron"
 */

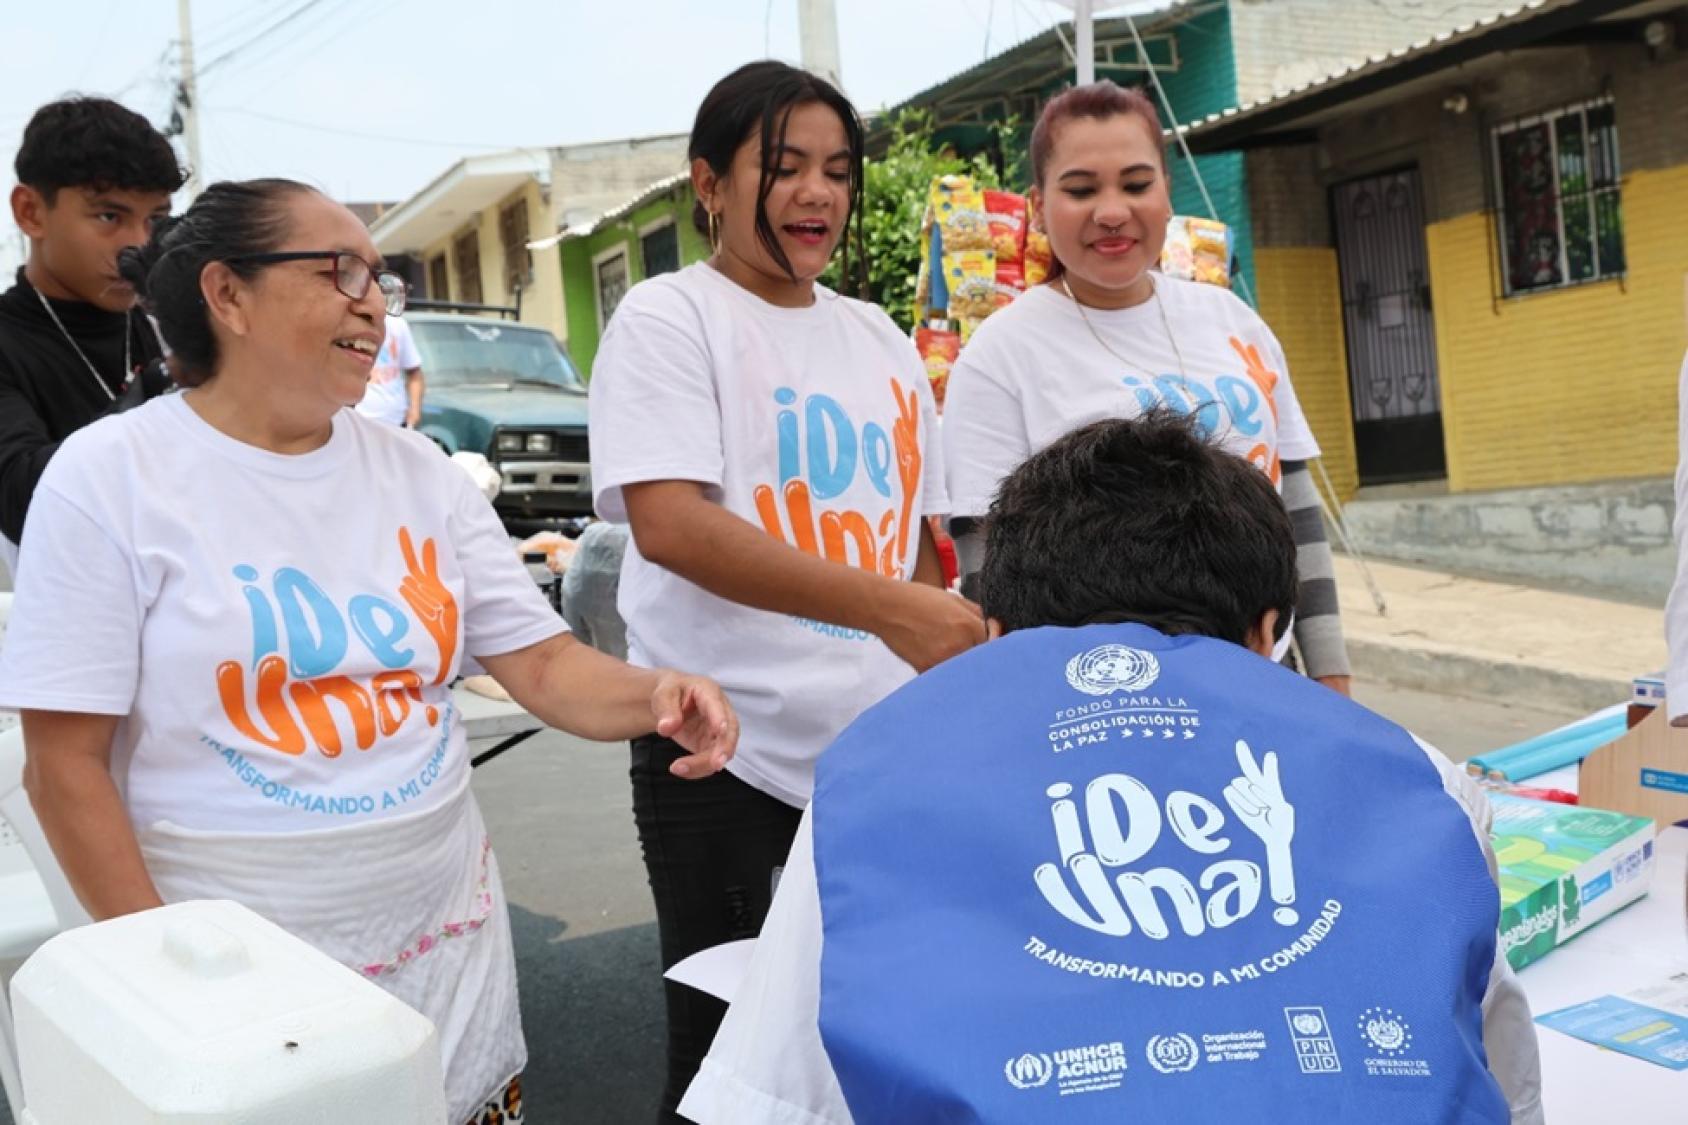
xmin=815 ymin=623 xmax=1506 ymax=1124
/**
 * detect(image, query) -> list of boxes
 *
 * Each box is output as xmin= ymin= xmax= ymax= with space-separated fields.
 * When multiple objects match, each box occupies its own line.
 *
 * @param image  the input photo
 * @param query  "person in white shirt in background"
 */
xmin=943 ymin=81 xmax=1352 ymax=693
xmin=0 ymin=178 xmax=738 ymax=1125
xmin=355 ymin=303 xmax=424 ymax=427
xmin=1668 ymin=349 xmax=1688 ymax=726
xmin=588 ymin=60 xmax=985 ymax=1120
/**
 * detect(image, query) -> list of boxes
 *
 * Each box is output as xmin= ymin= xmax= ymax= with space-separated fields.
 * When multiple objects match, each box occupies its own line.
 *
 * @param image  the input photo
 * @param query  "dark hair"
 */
xmin=14 ymin=97 xmax=185 ymax=202
xmin=687 ymin=61 xmax=867 ymax=292
xmin=1029 ymin=81 xmax=1165 ymax=187
xmin=978 ymin=412 xmax=1296 ymax=645
xmin=117 ymin=179 xmax=314 ymax=387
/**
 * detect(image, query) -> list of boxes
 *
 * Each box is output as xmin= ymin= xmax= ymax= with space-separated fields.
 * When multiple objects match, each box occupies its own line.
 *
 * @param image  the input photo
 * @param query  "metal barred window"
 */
xmin=640 ymin=221 xmax=680 ymax=279
xmin=454 ymin=229 xmax=483 ymax=306
xmin=1491 ymin=97 xmax=1625 ymax=296
xmin=427 ymin=254 xmax=449 ymax=301
xmin=499 ymin=198 xmax=533 ymax=293
xmin=595 ymin=250 xmax=628 ymax=328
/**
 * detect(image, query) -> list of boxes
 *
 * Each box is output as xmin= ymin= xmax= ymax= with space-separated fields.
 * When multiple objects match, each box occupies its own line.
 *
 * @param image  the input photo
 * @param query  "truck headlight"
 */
xmin=496 ymin=432 xmax=523 ymax=453
xmin=525 ymin=433 xmax=554 ymax=454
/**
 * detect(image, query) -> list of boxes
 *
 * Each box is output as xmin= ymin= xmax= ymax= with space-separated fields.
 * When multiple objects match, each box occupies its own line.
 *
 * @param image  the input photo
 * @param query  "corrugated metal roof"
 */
xmin=1175 ymin=0 xmax=1627 ymax=145
xmin=564 ymin=170 xmax=690 ymax=242
xmin=886 ymin=2 xmax=1198 ymax=116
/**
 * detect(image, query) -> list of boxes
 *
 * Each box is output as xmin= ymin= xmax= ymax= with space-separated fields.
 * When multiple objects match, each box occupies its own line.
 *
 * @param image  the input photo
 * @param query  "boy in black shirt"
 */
xmin=0 ymin=97 xmax=185 ymax=575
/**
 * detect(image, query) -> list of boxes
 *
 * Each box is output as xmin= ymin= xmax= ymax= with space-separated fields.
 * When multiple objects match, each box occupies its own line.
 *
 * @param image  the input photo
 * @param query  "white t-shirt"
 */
xmin=589 ymin=262 xmax=948 ymax=807
xmin=1666 ymin=350 xmax=1688 ymax=720
xmin=356 ymin=315 xmax=423 ymax=425
xmin=0 ymin=394 xmax=566 ymax=832
xmin=678 ymin=738 xmax=1544 ymax=1125
xmin=943 ymin=277 xmax=1321 ymax=520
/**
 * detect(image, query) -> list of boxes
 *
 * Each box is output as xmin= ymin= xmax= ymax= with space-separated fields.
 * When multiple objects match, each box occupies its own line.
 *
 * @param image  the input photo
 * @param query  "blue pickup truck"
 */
xmin=406 ymin=312 xmax=593 ymax=525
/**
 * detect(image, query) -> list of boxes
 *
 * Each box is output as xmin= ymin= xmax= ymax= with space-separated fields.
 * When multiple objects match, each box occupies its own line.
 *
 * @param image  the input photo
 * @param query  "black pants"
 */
xmin=629 ymin=734 xmax=804 ymax=1122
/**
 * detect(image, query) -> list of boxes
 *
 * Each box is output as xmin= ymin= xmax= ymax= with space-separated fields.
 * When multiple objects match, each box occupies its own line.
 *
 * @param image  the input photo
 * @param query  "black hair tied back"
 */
xmin=117 ymin=178 xmax=312 ymax=387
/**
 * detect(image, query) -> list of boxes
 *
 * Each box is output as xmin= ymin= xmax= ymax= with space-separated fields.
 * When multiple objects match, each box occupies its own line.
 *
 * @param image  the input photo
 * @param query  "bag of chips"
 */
xmin=983 ymin=190 xmax=1027 ymax=267
xmin=1023 ymin=229 xmax=1053 ymax=287
xmin=930 ymin=176 xmax=991 ymax=253
xmin=915 ymin=325 xmax=962 ymax=409
xmin=1161 ymin=215 xmax=1233 ymax=288
xmin=943 ymin=250 xmax=997 ymax=322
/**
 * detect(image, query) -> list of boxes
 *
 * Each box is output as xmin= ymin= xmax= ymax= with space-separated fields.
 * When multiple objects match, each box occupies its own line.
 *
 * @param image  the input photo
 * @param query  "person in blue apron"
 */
xmin=680 ymin=411 xmax=1542 ymax=1124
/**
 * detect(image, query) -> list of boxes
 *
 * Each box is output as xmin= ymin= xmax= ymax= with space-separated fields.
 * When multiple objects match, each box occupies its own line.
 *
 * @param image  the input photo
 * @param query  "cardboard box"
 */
xmin=1491 ymin=794 xmax=1655 ymax=971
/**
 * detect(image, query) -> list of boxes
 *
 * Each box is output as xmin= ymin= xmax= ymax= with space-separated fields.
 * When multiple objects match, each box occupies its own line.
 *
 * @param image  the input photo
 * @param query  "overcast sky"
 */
xmin=0 ymin=1 xmax=1168 ymax=274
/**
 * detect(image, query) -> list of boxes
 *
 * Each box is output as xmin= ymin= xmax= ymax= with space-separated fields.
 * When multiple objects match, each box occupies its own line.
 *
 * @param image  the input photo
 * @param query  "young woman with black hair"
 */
xmin=0 ymin=178 xmax=738 ymax=1125
xmin=588 ymin=60 xmax=985 ymax=1117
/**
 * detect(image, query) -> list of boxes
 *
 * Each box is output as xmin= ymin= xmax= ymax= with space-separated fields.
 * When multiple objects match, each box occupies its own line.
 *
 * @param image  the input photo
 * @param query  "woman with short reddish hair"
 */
xmin=944 ymin=81 xmax=1351 ymax=691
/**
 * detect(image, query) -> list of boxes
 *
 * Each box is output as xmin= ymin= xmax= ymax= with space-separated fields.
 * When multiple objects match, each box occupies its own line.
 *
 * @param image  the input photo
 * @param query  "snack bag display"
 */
xmin=1161 ymin=215 xmax=1233 ymax=288
xmin=943 ymin=250 xmax=997 ymax=322
xmin=929 ymin=175 xmax=991 ymax=252
xmin=915 ymin=325 xmax=961 ymax=409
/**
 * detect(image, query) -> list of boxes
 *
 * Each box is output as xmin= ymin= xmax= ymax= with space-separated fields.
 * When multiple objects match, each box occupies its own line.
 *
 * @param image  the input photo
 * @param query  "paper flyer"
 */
xmin=1537 ymin=971 xmax=1688 ymax=1070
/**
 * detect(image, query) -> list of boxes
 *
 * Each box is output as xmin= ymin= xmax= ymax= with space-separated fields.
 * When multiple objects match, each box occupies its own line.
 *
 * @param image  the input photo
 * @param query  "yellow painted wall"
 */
xmin=1427 ymin=164 xmax=1688 ymax=493
xmin=418 ymin=181 xmax=567 ymax=340
xmin=1254 ymin=247 xmax=1360 ymax=500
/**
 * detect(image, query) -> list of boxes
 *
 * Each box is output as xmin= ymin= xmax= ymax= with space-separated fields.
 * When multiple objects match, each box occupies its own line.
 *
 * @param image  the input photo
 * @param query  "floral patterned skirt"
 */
xmin=465 ymin=1074 xmax=524 ymax=1124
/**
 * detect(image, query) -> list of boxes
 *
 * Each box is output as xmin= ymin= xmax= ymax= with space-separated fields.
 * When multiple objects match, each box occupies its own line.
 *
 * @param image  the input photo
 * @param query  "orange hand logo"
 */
xmin=398 ymin=528 xmax=459 ymax=685
xmin=889 ymin=379 xmax=923 ymax=573
xmin=1228 ymin=337 xmax=1283 ymax=485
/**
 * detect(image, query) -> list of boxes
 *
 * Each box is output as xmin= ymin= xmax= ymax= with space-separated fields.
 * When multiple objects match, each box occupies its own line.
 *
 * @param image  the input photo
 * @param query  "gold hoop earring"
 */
xmin=707 ymin=210 xmax=721 ymax=252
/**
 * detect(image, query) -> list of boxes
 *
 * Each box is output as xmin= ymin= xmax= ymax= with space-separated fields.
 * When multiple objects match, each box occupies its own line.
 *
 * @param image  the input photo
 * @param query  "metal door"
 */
xmin=1331 ymin=168 xmax=1446 ymax=483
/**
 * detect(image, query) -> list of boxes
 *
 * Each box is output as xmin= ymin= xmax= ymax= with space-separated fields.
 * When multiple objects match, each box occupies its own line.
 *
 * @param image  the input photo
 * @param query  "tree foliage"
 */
xmin=828 ymin=109 xmax=1017 ymax=330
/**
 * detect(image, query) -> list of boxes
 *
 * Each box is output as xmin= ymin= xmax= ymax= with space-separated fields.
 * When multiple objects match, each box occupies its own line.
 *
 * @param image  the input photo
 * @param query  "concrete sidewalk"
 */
xmin=1332 ymin=554 xmax=1667 ymax=716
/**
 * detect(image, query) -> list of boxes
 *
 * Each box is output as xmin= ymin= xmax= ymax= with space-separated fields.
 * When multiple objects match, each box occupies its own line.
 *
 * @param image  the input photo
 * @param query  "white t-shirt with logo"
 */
xmin=589 ymin=262 xmax=948 ymax=807
xmin=0 ymin=394 xmax=566 ymax=832
xmin=677 ymin=739 xmax=1544 ymax=1125
xmin=356 ymin=315 xmax=424 ymax=425
xmin=943 ymin=277 xmax=1321 ymax=519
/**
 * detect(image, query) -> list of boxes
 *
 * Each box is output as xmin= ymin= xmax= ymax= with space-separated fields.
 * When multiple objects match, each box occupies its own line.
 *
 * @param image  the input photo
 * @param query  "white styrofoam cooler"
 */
xmin=12 ymin=898 xmax=447 ymax=1123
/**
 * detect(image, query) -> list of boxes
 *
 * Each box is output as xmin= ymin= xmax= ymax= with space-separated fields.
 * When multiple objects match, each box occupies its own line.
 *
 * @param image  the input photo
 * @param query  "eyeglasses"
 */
xmin=225 ymin=251 xmax=407 ymax=315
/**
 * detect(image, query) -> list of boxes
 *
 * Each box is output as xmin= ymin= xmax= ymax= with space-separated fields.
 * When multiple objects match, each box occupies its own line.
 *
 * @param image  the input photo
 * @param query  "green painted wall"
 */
xmin=560 ymin=189 xmax=709 ymax=378
xmin=1159 ymin=5 xmax=1255 ymax=300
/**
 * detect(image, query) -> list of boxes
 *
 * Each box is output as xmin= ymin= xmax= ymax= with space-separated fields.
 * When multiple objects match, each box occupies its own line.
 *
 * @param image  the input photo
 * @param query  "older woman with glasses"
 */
xmin=0 ymin=178 xmax=739 ymax=1125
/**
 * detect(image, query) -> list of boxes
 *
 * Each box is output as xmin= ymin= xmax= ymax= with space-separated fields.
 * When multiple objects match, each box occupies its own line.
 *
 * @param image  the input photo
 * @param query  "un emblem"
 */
xmin=1066 ymin=643 xmax=1161 ymax=696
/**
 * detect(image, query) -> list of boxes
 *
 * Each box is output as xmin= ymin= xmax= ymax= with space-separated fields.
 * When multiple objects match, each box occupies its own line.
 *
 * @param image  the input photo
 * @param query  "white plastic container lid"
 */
xmin=12 ymin=898 xmax=446 ymax=1123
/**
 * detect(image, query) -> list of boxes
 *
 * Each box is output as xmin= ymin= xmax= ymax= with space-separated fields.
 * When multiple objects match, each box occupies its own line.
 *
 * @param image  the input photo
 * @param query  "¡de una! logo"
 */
xmin=1066 ymin=644 xmax=1161 ymax=696
xmin=1004 ymin=1052 xmax=1055 ymax=1089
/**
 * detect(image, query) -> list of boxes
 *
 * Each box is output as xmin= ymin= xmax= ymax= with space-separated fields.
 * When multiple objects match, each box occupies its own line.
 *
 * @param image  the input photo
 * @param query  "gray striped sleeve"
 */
xmin=1281 ymin=461 xmax=1351 ymax=679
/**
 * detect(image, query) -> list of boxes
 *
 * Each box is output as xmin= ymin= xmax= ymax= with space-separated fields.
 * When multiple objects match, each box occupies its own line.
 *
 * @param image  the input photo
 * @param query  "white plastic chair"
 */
xmin=0 ymin=725 xmax=91 ymax=1116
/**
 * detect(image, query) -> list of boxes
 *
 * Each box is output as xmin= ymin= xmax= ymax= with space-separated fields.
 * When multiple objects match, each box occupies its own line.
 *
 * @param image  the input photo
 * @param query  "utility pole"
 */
xmin=1074 ymin=0 xmax=1095 ymax=85
xmin=797 ymin=0 xmax=843 ymax=92
xmin=176 ymin=0 xmax=204 ymax=201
